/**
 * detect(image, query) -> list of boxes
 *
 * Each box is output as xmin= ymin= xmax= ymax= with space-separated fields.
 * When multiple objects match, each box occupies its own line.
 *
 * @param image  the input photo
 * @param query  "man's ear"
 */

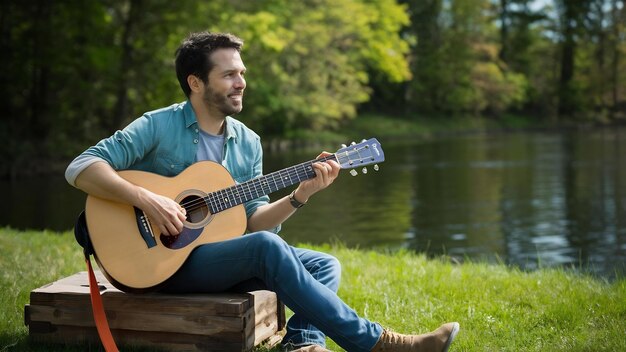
xmin=187 ymin=75 xmax=203 ymax=94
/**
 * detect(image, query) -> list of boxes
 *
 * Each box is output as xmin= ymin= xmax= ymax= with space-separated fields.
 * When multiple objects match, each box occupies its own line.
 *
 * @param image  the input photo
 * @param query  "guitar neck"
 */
xmin=205 ymin=154 xmax=337 ymax=214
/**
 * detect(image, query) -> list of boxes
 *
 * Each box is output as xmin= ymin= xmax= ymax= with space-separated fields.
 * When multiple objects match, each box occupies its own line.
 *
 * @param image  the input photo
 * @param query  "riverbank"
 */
xmin=265 ymin=112 xmax=616 ymax=152
xmin=1 ymin=228 xmax=624 ymax=351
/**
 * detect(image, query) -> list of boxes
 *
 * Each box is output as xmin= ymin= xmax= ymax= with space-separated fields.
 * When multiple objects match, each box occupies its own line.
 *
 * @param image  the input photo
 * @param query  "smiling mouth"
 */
xmin=228 ymin=93 xmax=243 ymax=101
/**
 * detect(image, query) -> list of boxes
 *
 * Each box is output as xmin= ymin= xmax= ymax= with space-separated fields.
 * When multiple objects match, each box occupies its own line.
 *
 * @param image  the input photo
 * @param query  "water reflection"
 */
xmin=401 ymin=130 xmax=624 ymax=277
xmin=1 ymin=129 xmax=625 ymax=278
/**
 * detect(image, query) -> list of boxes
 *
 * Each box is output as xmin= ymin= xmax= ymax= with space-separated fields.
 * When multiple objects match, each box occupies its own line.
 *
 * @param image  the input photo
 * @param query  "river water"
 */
xmin=2 ymin=128 xmax=625 ymax=278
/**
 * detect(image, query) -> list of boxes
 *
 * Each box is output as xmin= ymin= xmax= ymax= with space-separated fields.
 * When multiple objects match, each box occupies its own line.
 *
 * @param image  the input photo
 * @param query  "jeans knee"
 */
xmin=249 ymin=231 xmax=287 ymax=255
xmin=325 ymin=255 xmax=342 ymax=278
xmin=316 ymin=254 xmax=342 ymax=290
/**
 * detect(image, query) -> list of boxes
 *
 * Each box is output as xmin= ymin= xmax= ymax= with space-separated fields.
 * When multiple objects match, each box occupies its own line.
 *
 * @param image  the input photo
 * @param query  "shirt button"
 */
xmin=195 ymin=128 xmax=199 ymax=133
xmin=170 ymin=164 xmax=175 ymax=168
xmin=193 ymin=139 xmax=198 ymax=143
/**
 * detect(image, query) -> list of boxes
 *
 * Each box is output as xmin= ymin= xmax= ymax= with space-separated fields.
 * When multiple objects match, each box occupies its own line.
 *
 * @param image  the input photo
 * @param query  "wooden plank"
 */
xmin=31 ymin=272 xmax=252 ymax=316
xmin=26 ymin=304 xmax=248 ymax=335
xmin=28 ymin=324 xmax=284 ymax=351
xmin=28 ymin=324 xmax=251 ymax=352
xmin=248 ymin=291 xmax=283 ymax=346
xmin=30 ymin=291 xmax=252 ymax=317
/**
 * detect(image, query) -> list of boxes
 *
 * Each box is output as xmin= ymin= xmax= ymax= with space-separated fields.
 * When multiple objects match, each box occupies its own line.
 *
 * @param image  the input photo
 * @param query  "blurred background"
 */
xmin=1 ymin=0 xmax=624 ymax=278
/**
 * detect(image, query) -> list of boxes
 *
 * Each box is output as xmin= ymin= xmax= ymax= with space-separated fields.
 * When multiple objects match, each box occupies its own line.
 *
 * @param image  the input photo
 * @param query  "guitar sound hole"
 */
xmin=162 ymin=192 xmax=210 ymax=250
xmin=180 ymin=195 xmax=209 ymax=224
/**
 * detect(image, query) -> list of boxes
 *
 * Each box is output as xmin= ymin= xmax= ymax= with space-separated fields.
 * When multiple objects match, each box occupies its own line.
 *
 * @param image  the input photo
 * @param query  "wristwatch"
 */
xmin=289 ymin=190 xmax=306 ymax=209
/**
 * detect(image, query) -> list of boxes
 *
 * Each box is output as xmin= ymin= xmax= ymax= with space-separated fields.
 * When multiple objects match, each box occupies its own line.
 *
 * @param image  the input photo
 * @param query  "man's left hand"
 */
xmin=293 ymin=151 xmax=340 ymax=203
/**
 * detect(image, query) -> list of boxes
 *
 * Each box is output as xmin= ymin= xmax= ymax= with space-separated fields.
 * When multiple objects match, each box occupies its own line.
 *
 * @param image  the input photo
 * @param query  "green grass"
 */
xmin=0 ymin=228 xmax=85 ymax=351
xmin=328 ymin=245 xmax=625 ymax=351
xmin=1 ymin=229 xmax=625 ymax=351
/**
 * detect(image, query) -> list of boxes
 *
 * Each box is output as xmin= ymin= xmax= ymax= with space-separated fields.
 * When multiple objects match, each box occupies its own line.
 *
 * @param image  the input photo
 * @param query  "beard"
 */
xmin=202 ymin=84 xmax=243 ymax=117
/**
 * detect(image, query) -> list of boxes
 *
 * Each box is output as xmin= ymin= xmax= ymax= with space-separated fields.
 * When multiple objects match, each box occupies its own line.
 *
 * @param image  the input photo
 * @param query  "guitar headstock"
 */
xmin=334 ymin=138 xmax=385 ymax=175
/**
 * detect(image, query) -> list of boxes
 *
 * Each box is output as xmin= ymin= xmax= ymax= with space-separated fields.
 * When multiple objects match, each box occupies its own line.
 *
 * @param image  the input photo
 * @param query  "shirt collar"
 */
xmin=224 ymin=116 xmax=238 ymax=141
xmin=184 ymin=100 xmax=238 ymax=141
xmin=182 ymin=100 xmax=198 ymax=128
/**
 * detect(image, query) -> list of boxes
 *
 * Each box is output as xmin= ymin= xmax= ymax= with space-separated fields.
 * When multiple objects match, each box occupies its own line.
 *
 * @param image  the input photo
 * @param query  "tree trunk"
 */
xmin=30 ymin=0 xmax=52 ymax=141
xmin=595 ymin=2 xmax=606 ymax=109
xmin=559 ymin=33 xmax=575 ymax=116
xmin=558 ymin=1 xmax=578 ymax=117
xmin=110 ymin=0 xmax=142 ymax=132
xmin=610 ymin=0 xmax=621 ymax=112
xmin=499 ymin=0 xmax=509 ymax=63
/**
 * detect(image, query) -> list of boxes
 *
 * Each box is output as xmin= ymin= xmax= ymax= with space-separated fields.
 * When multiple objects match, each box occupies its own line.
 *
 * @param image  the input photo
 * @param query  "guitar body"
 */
xmin=85 ymin=161 xmax=247 ymax=293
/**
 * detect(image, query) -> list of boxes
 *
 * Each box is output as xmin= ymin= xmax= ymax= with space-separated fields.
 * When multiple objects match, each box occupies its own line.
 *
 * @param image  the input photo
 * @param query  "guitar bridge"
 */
xmin=134 ymin=207 xmax=157 ymax=248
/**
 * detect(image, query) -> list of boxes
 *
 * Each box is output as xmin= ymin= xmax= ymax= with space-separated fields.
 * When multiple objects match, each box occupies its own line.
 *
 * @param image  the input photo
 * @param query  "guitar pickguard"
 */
xmin=133 ymin=199 xmax=208 ymax=250
xmin=160 ymin=227 xmax=204 ymax=249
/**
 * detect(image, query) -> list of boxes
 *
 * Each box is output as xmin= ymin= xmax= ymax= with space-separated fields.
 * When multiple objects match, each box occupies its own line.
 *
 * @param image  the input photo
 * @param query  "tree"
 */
xmin=0 ymin=0 xmax=412 ymax=176
xmin=216 ymin=0 xmax=411 ymax=136
xmin=403 ymin=0 xmax=527 ymax=115
xmin=402 ymin=0 xmax=445 ymax=113
xmin=498 ymin=0 xmax=558 ymax=114
xmin=0 ymin=0 xmax=116 ymax=177
xmin=555 ymin=0 xmax=594 ymax=116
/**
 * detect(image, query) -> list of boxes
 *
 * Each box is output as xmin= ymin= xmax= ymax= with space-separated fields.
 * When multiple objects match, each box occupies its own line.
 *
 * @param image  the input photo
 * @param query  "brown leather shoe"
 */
xmin=371 ymin=322 xmax=460 ymax=352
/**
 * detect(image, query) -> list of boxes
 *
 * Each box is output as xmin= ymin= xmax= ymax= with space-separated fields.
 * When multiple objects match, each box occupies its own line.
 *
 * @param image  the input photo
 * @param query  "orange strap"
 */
xmin=86 ymin=257 xmax=120 ymax=352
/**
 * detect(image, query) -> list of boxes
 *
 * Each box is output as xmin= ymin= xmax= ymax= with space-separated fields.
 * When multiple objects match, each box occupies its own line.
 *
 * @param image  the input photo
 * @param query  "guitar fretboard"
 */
xmin=205 ymin=155 xmax=337 ymax=214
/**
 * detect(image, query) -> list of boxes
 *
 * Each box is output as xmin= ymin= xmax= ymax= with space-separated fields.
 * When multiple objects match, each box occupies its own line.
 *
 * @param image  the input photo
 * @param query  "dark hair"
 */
xmin=175 ymin=32 xmax=244 ymax=97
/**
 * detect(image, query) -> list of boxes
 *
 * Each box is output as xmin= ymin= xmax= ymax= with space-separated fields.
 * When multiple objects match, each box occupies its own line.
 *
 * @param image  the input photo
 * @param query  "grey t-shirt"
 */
xmin=196 ymin=129 xmax=224 ymax=163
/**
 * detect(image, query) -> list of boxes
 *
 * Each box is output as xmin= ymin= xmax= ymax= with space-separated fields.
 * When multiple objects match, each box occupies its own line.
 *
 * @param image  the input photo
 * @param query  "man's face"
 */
xmin=202 ymin=48 xmax=246 ymax=118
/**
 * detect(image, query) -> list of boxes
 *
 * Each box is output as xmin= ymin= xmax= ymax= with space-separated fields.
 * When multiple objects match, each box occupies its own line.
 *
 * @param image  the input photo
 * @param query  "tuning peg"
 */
xmin=341 ymin=143 xmax=347 ymax=148
xmin=349 ymin=169 xmax=358 ymax=176
xmin=362 ymin=167 xmax=368 ymax=174
xmin=373 ymin=164 xmax=379 ymax=171
xmin=350 ymin=141 xmax=356 ymax=146
xmin=361 ymin=139 xmax=367 ymax=143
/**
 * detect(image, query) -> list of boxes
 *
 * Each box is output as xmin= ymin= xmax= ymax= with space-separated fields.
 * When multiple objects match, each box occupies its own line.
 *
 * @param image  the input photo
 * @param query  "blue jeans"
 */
xmin=160 ymin=231 xmax=383 ymax=351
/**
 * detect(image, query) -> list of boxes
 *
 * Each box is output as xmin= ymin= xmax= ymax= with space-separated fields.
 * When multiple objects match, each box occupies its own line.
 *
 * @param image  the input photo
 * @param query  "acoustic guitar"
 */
xmin=84 ymin=138 xmax=385 ymax=292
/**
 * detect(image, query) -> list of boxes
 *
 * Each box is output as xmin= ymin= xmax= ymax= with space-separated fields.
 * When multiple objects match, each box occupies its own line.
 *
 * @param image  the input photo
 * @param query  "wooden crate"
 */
xmin=24 ymin=271 xmax=286 ymax=351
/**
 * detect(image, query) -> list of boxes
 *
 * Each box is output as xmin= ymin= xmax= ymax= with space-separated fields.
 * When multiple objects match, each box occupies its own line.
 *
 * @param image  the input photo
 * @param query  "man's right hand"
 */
xmin=136 ymin=188 xmax=187 ymax=236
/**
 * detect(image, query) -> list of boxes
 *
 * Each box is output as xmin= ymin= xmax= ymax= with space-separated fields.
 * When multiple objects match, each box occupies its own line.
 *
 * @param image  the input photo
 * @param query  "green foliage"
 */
xmin=2 ymin=0 xmax=625 ymax=177
xmin=470 ymin=58 xmax=528 ymax=114
xmin=0 ymin=0 xmax=411 ymax=177
xmin=221 ymin=0 xmax=411 ymax=135
xmin=405 ymin=0 xmax=529 ymax=115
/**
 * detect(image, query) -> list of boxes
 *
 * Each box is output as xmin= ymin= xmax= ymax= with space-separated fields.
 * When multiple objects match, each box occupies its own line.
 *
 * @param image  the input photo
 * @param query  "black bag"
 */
xmin=74 ymin=211 xmax=94 ymax=256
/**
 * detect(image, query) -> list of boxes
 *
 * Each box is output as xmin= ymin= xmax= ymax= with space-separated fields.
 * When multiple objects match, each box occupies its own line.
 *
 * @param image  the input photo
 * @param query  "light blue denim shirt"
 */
xmin=72 ymin=101 xmax=273 ymax=227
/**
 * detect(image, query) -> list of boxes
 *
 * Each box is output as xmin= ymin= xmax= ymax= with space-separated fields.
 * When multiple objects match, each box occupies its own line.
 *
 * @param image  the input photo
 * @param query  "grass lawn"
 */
xmin=1 ymin=228 xmax=624 ymax=351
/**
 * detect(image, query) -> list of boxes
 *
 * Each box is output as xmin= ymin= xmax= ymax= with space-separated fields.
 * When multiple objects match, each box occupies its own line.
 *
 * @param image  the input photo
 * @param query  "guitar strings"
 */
xmin=179 ymin=146 xmax=372 ymax=214
xmin=178 ymin=155 xmax=335 ymax=214
xmin=178 ymin=145 xmax=372 ymax=215
xmin=179 ymin=146 xmax=373 ymax=214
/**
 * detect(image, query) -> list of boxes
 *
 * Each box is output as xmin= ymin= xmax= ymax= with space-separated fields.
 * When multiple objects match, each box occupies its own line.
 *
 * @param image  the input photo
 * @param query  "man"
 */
xmin=65 ymin=32 xmax=459 ymax=352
